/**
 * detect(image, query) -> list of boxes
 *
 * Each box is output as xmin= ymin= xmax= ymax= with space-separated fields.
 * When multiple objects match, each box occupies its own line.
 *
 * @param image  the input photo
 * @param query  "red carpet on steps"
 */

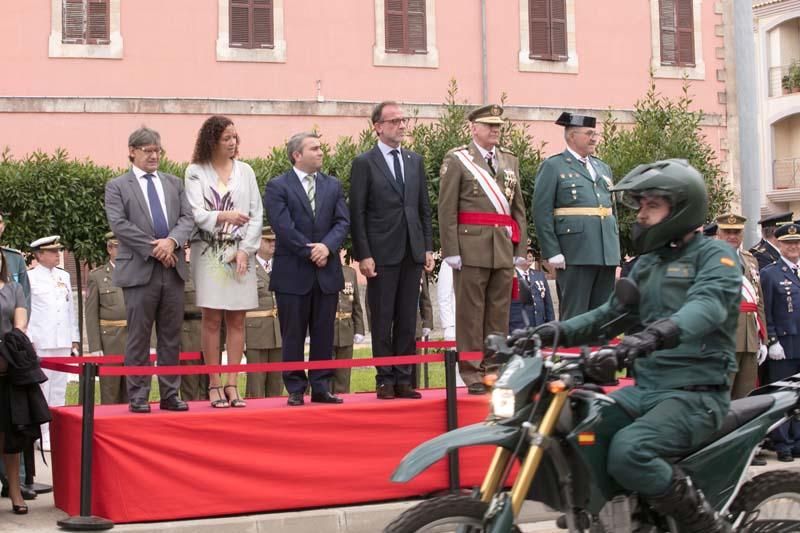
xmin=51 ymin=379 xmax=633 ymax=523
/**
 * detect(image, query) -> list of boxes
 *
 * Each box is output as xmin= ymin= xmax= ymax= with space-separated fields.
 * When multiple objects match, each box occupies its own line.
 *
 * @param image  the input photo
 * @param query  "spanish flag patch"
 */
xmin=577 ymin=432 xmax=596 ymax=446
xmin=720 ymin=257 xmax=736 ymax=267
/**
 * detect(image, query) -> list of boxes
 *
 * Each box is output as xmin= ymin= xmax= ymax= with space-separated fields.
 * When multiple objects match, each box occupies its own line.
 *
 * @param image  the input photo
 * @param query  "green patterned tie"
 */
xmin=305 ymin=173 xmax=316 ymax=215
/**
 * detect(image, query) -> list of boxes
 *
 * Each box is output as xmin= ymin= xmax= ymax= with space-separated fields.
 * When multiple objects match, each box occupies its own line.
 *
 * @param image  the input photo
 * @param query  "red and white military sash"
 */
xmin=453 ymin=149 xmax=511 ymax=225
xmin=740 ymin=275 xmax=766 ymax=341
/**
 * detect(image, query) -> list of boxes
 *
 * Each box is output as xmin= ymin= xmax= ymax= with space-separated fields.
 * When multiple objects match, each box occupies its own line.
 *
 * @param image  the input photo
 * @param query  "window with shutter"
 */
xmin=229 ymin=0 xmax=274 ymax=49
xmin=659 ymin=0 xmax=694 ymax=67
xmin=529 ymin=0 xmax=567 ymax=62
xmin=385 ymin=0 xmax=427 ymax=54
xmin=61 ymin=0 xmax=109 ymax=45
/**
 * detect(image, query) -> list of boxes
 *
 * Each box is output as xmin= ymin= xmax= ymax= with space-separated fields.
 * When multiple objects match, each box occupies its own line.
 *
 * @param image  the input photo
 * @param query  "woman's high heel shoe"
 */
xmin=12 ymin=503 xmax=28 ymax=514
xmin=224 ymin=385 xmax=246 ymax=408
xmin=208 ymin=386 xmax=229 ymax=408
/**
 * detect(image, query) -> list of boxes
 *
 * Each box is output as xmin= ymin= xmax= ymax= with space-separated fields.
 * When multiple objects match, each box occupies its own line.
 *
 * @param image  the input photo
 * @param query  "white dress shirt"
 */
xmin=377 ymin=140 xmax=405 ymax=181
xmin=132 ymin=165 xmax=170 ymax=224
xmin=474 ymin=142 xmax=497 ymax=172
xmin=567 ymin=147 xmax=597 ymax=181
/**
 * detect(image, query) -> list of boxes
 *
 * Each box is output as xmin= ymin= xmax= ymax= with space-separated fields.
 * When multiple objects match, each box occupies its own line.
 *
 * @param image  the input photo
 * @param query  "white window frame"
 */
xmin=373 ymin=0 xmax=439 ymax=69
xmin=649 ymin=0 xmax=705 ymax=80
xmin=49 ymin=0 xmax=123 ymax=59
xmin=518 ymin=0 xmax=578 ymax=74
xmin=216 ymin=0 xmax=286 ymax=63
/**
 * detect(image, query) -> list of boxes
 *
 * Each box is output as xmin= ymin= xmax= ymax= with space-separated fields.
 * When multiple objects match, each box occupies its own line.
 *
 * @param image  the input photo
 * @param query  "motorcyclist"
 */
xmin=539 ymin=159 xmax=739 ymax=532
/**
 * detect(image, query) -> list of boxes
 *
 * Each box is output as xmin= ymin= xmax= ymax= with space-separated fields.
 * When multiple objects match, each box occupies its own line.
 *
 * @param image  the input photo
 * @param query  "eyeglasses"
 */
xmin=379 ymin=118 xmax=410 ymax=126
xmin=578 ymin=131 xmax=601 ymax=139
xmin=135 ymin=147 xmax=165 ymax=156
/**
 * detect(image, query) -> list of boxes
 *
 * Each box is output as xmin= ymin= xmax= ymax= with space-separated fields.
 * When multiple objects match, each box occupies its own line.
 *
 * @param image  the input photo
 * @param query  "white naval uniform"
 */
xmin=28 ymin=264 xmax=80 ymax=449
xmin=435 ymin=261 xmax=465 ymax=386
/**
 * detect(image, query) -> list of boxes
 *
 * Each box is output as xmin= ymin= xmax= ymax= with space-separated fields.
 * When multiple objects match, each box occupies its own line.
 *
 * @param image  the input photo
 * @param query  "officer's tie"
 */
xmin=580 ymin=157 xmax=596 ymax=182
xmin=143 ymin=173 xmax=170 ymax=239
xmin=486 ymin=150 xmax=496 ymax=176
xmin=304 ymin=173 xmax=316 ymax=215
xmin=390 ymin=149 xmax=405 ymax=194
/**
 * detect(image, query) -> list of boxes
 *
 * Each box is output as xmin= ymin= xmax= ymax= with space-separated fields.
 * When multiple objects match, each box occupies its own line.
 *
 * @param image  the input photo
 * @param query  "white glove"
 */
xmin=514 ymin=256 xmax=527 ymax=267
xmin=444 ymin=255 xmax=462 ymax=270
xmin=89 ymin=351 xmax=103 ymax=356
xmin=353 ymin=334 xmax=365 ymax=344
xmin=421 ymin=328 xmax=432 ymax=338
xmin=548 ymin=254 xmax=566 ymax=270
xmin=768 ymin=342 xmax=786 ymax=361
xmin=757 ymin=344 xmax=768 ymax=366
xmin=443 ymin=326 xmax=456 ymax=340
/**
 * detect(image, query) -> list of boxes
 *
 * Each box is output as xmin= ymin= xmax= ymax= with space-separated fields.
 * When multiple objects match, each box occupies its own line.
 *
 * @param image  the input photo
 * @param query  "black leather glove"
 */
xmin=584 ymin=349 xmax=619 ymax=385
xmin=614 ymin=318 xmax=680 ymax=367
xmin=532 ymin=321 xmax=562 ymax=347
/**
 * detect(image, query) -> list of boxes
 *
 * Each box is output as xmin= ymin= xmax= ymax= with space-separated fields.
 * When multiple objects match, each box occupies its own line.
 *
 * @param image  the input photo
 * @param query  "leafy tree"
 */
xmin=597 ymin=79 xmax=733 ymax=255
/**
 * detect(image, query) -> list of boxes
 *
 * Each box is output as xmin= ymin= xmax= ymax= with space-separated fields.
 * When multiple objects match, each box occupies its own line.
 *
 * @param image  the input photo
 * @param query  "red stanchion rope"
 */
xmin=415 ymin=340 xmax=457 ymax=349
xmin=37 ymin=352 xmax=202 ymax=365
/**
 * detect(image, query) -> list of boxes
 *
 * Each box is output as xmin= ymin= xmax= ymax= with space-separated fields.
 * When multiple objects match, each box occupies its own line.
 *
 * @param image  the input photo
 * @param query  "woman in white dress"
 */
xmin=185 ymin=116 xmax=263 ymax=408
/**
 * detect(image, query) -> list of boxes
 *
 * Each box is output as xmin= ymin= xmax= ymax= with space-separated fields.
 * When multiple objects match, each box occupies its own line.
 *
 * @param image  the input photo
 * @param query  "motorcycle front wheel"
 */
xmin=383 ymin=494 xmax=522 ymax=533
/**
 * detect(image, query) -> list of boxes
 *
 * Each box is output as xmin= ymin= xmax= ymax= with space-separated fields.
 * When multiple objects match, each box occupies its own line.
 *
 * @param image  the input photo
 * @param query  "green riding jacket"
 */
xmin=560 ymin=234 xmax=741 ymax=390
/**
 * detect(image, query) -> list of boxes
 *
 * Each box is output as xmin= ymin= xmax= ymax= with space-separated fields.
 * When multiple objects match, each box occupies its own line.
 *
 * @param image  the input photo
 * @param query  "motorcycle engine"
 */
xmin=598 ymin=495 xmax=638 ymax=532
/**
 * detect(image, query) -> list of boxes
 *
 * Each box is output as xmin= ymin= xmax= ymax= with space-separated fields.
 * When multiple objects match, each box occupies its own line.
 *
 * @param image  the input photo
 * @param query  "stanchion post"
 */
xmin=57 ymin=362 xmax=114 ymax=531
xmin=444 ymin=349 xmax=460 ymax=492
xmin=423 ymin=335 xmax=429 ymax=389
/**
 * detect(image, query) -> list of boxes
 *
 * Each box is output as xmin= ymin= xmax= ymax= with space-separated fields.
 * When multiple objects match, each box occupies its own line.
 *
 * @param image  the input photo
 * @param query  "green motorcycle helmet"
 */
xmin=611 ymin=159 xmax=708 ymax=254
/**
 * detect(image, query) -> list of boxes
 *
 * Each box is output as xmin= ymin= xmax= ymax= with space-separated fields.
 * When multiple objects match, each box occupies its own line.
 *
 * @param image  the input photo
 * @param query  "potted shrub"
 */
xmin=791 ymin=62 xmax=800 ymax=93
xmin=783 ymin=74 xmax=792 ymax=95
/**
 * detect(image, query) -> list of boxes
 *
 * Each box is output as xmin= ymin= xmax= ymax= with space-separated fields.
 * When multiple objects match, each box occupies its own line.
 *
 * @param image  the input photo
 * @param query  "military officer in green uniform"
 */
xmin=179 ymin=246 xmax=209 ymax=402
xmin=749 ymin=212 xmax=792 ymax=270
xmin=245 ymin=226 xmax=283 ymax=398
xmin=0 ymin=214 xmax=30 ymax=312
xmin=715 ymin=213 xmax=767 ymax=401
xmin=85 ymin=232 xmax=128 ymax=404
xmin=539 ymin=160 xmax=737 ymax=532
xmin=439 ymin=104 xmax=527 ymax=393
xmin=533 ymin=112 xmax=621 ymax=320
xmin=331 ymin=262 xmax=365 ymax=394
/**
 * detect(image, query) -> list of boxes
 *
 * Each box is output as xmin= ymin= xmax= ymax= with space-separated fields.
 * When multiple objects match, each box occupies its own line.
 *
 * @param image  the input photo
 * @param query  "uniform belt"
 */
xmin=183 ymin=312 xmax=202 ymax=320
xmin=678 ymin=384 xmax=729 ymax=392
xmin=739 ymin=302 xmax=758 ymax=313
xmin=553 ymin=207 xmax=613 ymax=218
xmin=99 ymin=319 xmax=127 ymax=327
xmin=336 ymin=312 xmax=353 ymax=320
xmin=246 ymin=310 xmax=278 ymax=318
xmin=457 ymin=212 xmax=521 ymax=244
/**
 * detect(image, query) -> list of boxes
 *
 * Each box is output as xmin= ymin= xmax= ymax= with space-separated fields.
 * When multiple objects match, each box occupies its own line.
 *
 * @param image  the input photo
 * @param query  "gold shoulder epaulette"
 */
xmin=498 ymin=146 xmax=513 ymax=154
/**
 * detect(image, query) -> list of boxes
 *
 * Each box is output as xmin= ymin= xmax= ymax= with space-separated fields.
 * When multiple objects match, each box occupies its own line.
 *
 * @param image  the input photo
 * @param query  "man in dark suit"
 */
xmin=105 ymin=127 xmax=195 ymax=413
xmin=350 ymin=101 xmax=434 ymax=400
xmin=264 ymin=132 xmax=350 ymax=406
xmin=750 ymin=212 xmax=792 ymax=270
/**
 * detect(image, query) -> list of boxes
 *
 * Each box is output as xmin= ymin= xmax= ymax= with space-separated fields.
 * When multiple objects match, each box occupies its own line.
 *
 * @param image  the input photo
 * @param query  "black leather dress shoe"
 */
xmin=128 ymin=401 xmax=151 ymax=414
xmin=287 ymin=392 xmax=304 ymax=406
xmin=377 ymin=383 xmax=395 ymax=400
xmin=750 ymin=456 xmax=767 ymax=466
xmin=311 ymin=391 xmax=343 ymax=404
xmin=395 ymin=384 xmax=422 ymax=399
xmin=777 ymin=451 xmax=795 ymax=462
xmin=467 ymin=383 xmax=487 ymax=395
xmin=159 ymin=396 xmax=189 ymax=411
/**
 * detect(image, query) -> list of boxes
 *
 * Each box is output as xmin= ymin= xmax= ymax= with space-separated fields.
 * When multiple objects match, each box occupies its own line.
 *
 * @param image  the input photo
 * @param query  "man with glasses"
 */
xmin=85 ymin=231 xmax=129 ymax=404
xmin=350 ymin=101 xmax=433 ymax=400
xmin=438 ymin=104 xmax=527 ymax=393
xmin=104 ymin=127 xmax=194 ymax=413
xmin=533 ymin=112 xmax=620 ymax=320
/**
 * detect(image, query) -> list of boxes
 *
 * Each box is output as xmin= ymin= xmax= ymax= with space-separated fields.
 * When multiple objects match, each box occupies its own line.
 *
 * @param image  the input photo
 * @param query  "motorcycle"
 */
xmin=385 ymin=280 xmax=800 ymax=532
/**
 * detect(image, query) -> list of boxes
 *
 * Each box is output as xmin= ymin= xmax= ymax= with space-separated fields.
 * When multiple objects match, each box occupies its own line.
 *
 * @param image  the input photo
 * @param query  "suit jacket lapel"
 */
xmin=313 ymin=173 xmax=324 ymax=217
xmin=371 ymin=146 xmax=403 ymax=197
xmin=562 ymin=149 xmax=593 ymax=182
xmin=158 ymin=173 xmax=178 ymax=225
xmin=785 ymin=265 xmax=800 ymax=289
xmin=126 ymin=172 xmax=155 ymax=235
xmin=288 ymin=169 xmax=314 ymax=218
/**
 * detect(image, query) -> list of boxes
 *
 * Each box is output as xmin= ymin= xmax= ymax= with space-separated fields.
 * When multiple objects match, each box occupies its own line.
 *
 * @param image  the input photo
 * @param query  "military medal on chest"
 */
xmin=502 ymin=169 xmax=517 ymax=202
xmin=343 ymin=281 xmax=354 ymax=301
xmin=535 ymin=280 xmax=546 ymax=299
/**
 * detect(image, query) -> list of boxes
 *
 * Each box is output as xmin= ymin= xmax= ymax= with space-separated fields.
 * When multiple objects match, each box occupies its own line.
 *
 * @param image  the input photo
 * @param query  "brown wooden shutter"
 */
xmin=86 ymin=0 xmax=109 ymax=44
xmin=659 ymin=0 xmax=678 ymax=64
xmin=252 ymin=0 xmax=274 ymax=48
xmin=230 ymin=0 xmax=252 ymax=48
xmin=675 ymin=0 xmax=695 ymax=66
xmin=529 ymin=0 xmax=551 ymax=59
xmin=407 ymin=0 xmax=427 ymax=53
xmin=63 ymin=0 xmax=87 ymax=43
xmin=385 ymin=0 xmax=406 ymax=53
xmin=549 ymin=0 xmax=567 ymax=60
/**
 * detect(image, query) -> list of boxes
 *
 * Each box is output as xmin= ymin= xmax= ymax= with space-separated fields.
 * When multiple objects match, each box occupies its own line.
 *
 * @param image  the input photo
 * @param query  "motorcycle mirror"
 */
xmin=614 ymin=278 xmax=640 ymax=307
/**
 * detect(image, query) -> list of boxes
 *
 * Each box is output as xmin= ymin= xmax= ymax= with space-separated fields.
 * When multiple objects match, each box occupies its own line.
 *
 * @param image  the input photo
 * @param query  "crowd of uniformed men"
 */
xmin=4 ymin=102 xmax=797 ymax=460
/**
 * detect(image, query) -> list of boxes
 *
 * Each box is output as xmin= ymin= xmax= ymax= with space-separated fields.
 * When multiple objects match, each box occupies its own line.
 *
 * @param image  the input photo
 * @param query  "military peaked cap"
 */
xmin=715 ymin=213 xmax=746 ymax=230
xmin=468 ymin=104 xmax=505 ymax=125
xmin=758 ymin=212 xmax=793 ymax=227
xmin=776 ymin=223 xmax=800 ymax=241
xmin=702 ymin=222 xmax=718 ymax=237
xmin=30 ymin=235 xmax=63 ymax=251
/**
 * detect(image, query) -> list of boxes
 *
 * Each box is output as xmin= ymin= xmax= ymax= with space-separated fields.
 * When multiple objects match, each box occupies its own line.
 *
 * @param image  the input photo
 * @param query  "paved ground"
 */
xmin=4 ymin=447 xmax=798 ymax=532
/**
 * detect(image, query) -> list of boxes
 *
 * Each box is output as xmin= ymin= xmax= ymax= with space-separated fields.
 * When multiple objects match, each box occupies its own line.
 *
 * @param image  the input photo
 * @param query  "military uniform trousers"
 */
xmin=98 ymin=324 xmax=128 ymax=405
xmin=556 ymin=265 xmax=616 ymax=320
xmin=765 ymin=354 xmax=800 ymax=454
xmin=454 ymin=265 xmax=513 ymax=386
xmin=730 ymin=352 xmax=758 ymax=401
xmin=331 ymin=345 xmax=354 ymax=394
xmin=179 ymin=317 xmax=209 ymax=402
xmin=606 ymin=386 xmax=729 ymax=497
xmin=245 ymin=348 xmax=283 ymax=398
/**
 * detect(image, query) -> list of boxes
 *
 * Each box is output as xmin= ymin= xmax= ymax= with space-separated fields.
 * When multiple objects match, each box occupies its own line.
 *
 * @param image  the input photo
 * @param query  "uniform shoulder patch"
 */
xmin=497 ymin=146 xmax=513 ymax=154
xmin=546 ymin=152 xmax=563 ymax=161
xmin=720 ymin=257 xmax=736 ymax=267
xmin=1 ymin=247 xmax=21 ymax=255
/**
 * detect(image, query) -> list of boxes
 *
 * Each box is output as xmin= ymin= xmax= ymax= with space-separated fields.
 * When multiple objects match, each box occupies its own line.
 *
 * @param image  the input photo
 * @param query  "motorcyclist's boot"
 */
xmin=647 ymin=468 xmax=731 ymax=533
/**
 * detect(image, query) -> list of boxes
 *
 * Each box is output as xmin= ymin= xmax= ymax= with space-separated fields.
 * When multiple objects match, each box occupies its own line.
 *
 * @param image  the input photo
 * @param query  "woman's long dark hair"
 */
xmin=0 ymin=250 xmax=10 ymax=284
xmin=191 ymin=115 xmax=238 ymax=164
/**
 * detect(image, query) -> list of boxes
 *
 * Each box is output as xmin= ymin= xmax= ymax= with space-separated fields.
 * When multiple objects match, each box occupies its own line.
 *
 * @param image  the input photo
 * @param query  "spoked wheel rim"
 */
xmin=747 ymin=491 xmax=800 ymax=530
xmin=412 ymin=517 xmax=484 ymax=533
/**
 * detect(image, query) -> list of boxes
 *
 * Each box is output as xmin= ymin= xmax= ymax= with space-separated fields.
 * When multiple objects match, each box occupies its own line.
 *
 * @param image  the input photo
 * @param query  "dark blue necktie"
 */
xmin=144 ymin=173 xmax=169 ymax=239
xmin=390 ymin=149 xmax=405 ymax=194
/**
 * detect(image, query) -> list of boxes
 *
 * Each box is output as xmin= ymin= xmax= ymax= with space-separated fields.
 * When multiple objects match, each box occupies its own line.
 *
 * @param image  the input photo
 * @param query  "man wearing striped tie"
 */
xmin=263 ymin=132 xmax=350 ymax=406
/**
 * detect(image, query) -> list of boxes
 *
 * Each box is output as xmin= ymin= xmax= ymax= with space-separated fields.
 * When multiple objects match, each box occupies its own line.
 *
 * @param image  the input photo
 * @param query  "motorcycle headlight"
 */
xmin=491 ymin=387 xmax=515 ymax=418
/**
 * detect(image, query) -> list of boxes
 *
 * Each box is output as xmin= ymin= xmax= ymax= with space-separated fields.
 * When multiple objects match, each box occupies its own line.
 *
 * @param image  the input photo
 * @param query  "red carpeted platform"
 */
xmin=51 ymin=389 xmax=499 ymax=523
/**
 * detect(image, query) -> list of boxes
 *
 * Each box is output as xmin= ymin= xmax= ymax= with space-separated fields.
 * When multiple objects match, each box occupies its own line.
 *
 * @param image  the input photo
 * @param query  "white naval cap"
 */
xmin=30 ymin=235 xmax=63 ymax=251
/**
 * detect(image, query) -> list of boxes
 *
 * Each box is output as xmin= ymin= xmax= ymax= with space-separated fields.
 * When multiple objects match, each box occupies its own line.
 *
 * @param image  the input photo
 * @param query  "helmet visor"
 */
xmin=619 ymin=188 xmax=674 ymax=210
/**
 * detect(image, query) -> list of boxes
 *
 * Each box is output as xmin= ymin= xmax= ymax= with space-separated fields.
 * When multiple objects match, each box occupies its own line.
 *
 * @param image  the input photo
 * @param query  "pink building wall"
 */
xmin=0 ymin=0 xmax=726 ymax=167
